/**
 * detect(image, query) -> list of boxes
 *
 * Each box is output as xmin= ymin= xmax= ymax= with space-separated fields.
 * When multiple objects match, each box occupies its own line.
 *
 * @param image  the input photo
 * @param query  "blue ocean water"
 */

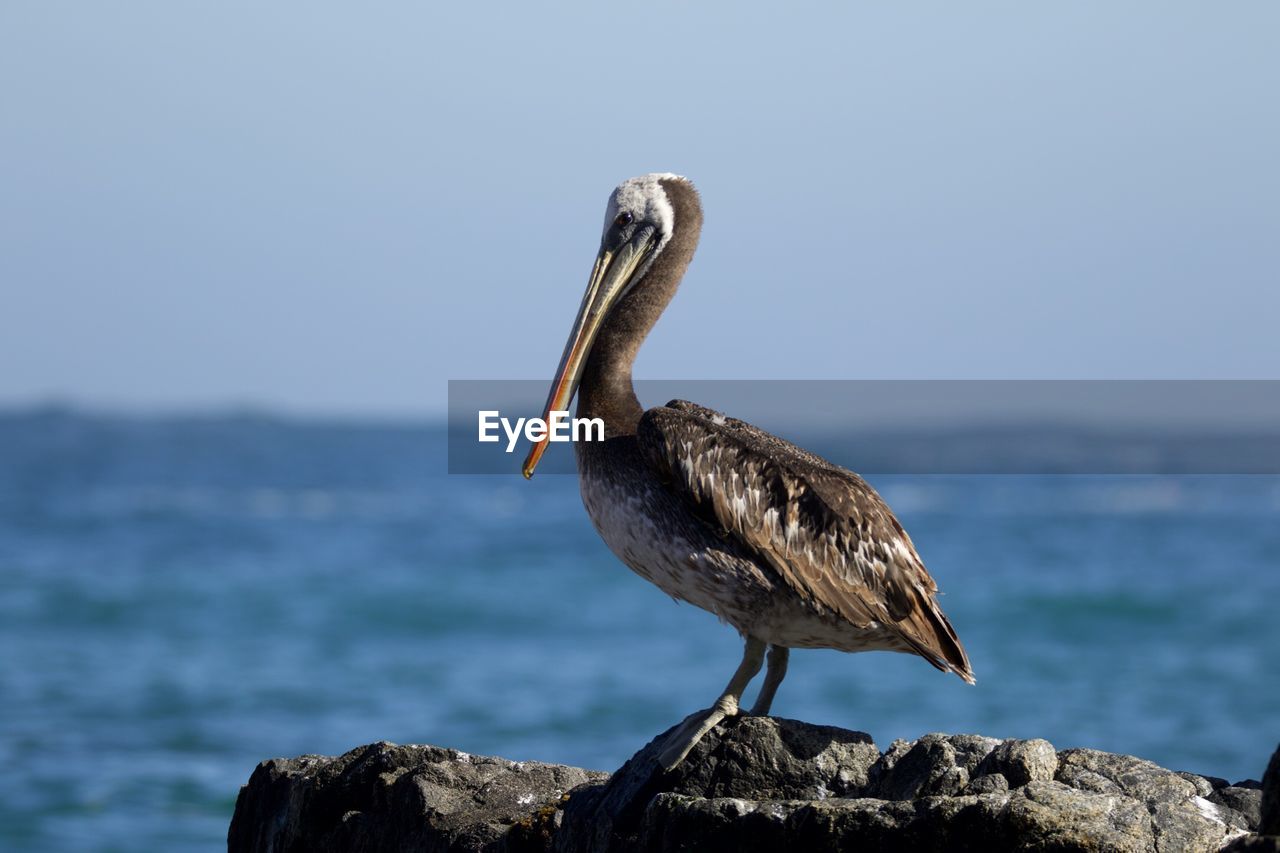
xmin=1 ymin=409 xmax=1277 ymax=851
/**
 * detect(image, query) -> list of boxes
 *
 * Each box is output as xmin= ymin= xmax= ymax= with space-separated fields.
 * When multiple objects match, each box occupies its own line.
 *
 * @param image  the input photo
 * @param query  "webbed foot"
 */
xmin=656 ymin=696 xmax=739 ymax=770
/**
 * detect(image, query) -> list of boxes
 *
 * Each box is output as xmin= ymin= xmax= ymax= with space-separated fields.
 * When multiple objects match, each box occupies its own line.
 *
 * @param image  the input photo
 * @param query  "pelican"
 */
xmin=523 ymin=174 xmax=973 ymax=769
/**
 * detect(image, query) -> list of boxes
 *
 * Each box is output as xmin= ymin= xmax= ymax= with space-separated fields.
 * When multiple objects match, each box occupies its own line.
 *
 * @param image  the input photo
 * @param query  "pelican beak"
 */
xmin=522 ymin=227 xmax=656 ymax=478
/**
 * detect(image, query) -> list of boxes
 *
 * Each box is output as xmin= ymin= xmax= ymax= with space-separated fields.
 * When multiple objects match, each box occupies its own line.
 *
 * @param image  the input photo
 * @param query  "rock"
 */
xmin=1002 ymin=779 xmax=1154 ymax=851
xmin=976 ymin=738 xmax=1058 ymax=788
xmin=1177 ymin=771 xmax=1220 ymax=798
xmin=227 ymin=741 xmax=606 ymax=853
xmin=1211 ymin=787 xmax=1263 ymax=832
xmin=1054 ymin=748 xmax=1249 ymax=851
xmin=947 ymin=734 xmax=1006 ymax=774
xmin=1223 ymin=744 xmax=1280 ymax=851
xmin=867 ymin=734 xmax=971 ymax=799
xmin=1263 ymin=742 xmax=1280 ymax=836
xmin=1222 ymin=839 xmax=1280 ymax=853
xmin=229 ymin=722 xmax=1267 ymax=853
xmin=554 ymin=714 xmax=880 ymax=853
xmin=964 ymin=772 xmax=1010 ymax=795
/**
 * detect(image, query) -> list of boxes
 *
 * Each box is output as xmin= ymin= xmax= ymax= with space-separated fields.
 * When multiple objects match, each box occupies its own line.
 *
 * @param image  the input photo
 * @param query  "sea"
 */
xmin=1 ymin=408 xmax=1277 ymax=851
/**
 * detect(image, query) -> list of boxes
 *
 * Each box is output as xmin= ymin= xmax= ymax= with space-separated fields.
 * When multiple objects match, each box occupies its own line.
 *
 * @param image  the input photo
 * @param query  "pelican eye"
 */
xmin=614 ymin=212 xmax=633 ymax=227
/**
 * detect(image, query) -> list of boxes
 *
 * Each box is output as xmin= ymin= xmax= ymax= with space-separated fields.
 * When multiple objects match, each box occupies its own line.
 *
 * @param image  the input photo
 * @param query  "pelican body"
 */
xmin=523 ymin=174 xmax=972 ymax=767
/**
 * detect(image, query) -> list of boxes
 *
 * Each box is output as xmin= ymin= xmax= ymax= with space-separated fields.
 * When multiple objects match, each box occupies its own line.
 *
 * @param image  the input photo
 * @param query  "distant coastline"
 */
xmin=6 ymin=404 xmax=1280 ymax=476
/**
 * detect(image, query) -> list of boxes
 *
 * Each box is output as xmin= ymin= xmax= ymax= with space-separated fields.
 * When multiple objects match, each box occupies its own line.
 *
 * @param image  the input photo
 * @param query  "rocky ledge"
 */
xmin=229 ymin=715 xmax=1279 ymax=853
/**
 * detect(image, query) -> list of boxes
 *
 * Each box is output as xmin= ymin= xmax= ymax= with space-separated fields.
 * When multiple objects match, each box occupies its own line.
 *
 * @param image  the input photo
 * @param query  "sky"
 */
xmin=2 ymin=3 xmax=1277 ymax=417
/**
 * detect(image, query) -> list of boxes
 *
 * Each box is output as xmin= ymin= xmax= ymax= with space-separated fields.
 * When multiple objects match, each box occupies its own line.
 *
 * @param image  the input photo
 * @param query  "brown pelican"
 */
xmin=523 ymin=174 xmax=973 ymax=768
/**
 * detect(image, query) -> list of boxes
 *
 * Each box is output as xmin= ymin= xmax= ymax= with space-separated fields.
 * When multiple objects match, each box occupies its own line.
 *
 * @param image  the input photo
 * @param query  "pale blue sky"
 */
xmin=2 ymin=3 xmax=1277 ymax=417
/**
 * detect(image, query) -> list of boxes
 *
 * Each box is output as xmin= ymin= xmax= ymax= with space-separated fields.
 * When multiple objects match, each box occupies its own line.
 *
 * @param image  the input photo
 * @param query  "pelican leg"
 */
xmin=657 ymin=636 xmax=766 ymax=770
xmin=749 ymin=645 xmax=789 ymax=716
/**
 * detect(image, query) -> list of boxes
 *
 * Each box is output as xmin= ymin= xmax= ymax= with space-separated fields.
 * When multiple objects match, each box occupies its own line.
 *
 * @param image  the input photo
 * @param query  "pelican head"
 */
xmin=523 ymin=174 xmax=692 ymax=478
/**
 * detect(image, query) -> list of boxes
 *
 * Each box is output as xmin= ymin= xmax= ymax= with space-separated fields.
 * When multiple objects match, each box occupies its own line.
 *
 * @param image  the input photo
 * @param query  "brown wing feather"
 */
xmin=638 ymin=399 xmax=974 ymax=683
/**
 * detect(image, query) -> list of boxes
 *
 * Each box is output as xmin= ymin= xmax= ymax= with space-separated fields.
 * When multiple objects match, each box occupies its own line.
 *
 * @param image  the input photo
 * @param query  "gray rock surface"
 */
xmin=1263 ymin=743 xmax=1280 ymax=836
xmin=229 ymin=722 xmax=1276 ymax=853
xmin=1222 ymin=743 xmax=1280 ymax=853
xmin=227 ymin=741 xmax=605 ymax=853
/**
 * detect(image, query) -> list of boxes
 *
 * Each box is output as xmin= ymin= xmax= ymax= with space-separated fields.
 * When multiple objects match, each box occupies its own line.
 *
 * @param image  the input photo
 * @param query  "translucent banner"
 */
xmin=447 ymin=380 xmax=1280 ymax=475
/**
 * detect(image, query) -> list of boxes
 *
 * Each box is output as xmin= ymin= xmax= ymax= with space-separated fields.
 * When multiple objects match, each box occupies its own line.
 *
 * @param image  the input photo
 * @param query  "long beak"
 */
xmin=522 ymin=229 xmax=655 ymax=478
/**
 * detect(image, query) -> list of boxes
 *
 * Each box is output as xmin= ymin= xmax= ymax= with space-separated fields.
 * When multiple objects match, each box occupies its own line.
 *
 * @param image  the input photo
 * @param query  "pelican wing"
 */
xmin=637 ymin=399 xmax=973 ymax=682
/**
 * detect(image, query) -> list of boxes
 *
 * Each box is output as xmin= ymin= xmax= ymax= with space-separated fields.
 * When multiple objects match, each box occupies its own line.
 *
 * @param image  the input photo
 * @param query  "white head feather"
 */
xmin=603 ymin=173 xmax=687 ymax=254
